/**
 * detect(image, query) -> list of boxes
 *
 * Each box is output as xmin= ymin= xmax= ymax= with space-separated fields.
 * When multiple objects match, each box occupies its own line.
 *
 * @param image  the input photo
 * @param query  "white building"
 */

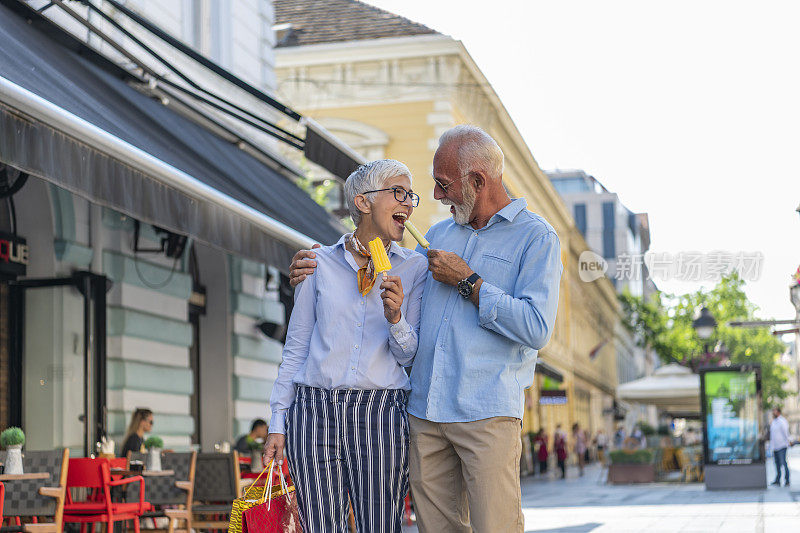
xmin=548 ymin=169 xmax=659 ymax=428
xmin=1 ymin=0 xmax=357 ymax=455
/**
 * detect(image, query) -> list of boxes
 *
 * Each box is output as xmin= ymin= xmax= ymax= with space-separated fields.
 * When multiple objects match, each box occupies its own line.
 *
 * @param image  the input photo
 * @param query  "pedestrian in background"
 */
xmin=554 ymin=424 xmax=568 ymax=479
xmin=595 ymin=429 xmax=608 ymax=464
xmin=632 ymin=425 xmax=646 ymax=449
xmin=535 ymin=429 xmax=549 ymax=476
xmin=572 ymin=423 xmax=586 ymax=476
xmin=769 ymin=406 xmax=790 ymax=487
xmin=614 ymin=425 xmax=626 ymax=449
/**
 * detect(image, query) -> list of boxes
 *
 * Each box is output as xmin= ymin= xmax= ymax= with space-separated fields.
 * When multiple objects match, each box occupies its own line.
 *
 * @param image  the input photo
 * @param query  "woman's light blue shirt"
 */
xmin=269 ymin=234 xmax=428 ymax=434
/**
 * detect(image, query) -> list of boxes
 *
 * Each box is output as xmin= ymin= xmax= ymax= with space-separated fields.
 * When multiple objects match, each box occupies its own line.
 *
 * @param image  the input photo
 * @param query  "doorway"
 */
xmin=9 ymin=272 xmax=110 ymax=456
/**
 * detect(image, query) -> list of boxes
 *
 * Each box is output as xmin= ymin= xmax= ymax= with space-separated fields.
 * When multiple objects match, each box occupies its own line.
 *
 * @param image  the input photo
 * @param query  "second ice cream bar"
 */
xmin=403 ymin=220 xmax=429 ymax=249
xmin=368 ymin=237 xmax=392 ymax=273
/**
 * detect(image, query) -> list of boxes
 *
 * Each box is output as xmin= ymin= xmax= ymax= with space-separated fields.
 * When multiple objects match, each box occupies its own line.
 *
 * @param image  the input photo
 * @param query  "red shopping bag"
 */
xmin=242 ymin=460 xmax=302 ymax=533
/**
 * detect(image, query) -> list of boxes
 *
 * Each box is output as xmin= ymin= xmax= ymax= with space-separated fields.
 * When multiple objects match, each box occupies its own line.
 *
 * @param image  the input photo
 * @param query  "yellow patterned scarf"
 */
xmin=349 ymin=233 xmax=389 ymax=296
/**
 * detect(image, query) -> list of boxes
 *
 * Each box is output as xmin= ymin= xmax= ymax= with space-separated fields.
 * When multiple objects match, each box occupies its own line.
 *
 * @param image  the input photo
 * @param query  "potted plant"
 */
xmin=1 ymin=427 xmax=25 ymax=474
xmin=248 ymin=437 xmax=265 ymax=471
xmin=607 ymin=448 xmax=656 ymax=484
xmin=144 ymin=436 xmax=164 ymax=471
xmin=638 ymin=422 xmax=656 ymax=437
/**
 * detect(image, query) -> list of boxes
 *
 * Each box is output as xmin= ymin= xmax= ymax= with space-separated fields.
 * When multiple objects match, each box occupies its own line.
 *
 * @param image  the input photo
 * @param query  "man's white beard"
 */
xmin=442 ymin=181 xmax=476 ymax=225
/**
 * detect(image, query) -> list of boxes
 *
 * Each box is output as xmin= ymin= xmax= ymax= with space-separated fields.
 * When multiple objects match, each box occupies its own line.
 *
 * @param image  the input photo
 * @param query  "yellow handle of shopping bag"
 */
xmin=243 ymin=461 xmax=273 ymax=501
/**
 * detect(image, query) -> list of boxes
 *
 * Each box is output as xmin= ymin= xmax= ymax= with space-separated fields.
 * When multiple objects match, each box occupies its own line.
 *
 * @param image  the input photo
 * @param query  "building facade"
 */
xmin=273 ymin=0 xmax=623 ymax=459
xmin=1 ymin=0 xmax=352 ymax=456
xmin=548 ymin=169 xmax=659 ymax=428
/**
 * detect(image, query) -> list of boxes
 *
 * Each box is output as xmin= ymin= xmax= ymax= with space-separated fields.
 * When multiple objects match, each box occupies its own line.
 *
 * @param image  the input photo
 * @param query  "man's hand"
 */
xmin=379 ymin=274 xmax=404 ymax=324
xmin=289 ymin=243 xmax=321 ymax=287
xmin=262 ymin=433 xmax=286 ymax=465
xmin=427 ymin=249 xmax=473 ymax=287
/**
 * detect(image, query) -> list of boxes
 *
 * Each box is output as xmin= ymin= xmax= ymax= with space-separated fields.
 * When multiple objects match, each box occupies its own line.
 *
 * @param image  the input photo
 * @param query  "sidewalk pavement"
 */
xmin=402 ymin=447 xmax=800 ymax=532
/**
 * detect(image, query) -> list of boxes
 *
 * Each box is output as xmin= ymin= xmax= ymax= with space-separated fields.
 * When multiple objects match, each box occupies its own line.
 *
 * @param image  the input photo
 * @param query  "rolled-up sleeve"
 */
xmin=387 ymin=259 xmax=427 ymax=366
xmin=268 ymin=270 xmax=317 ymax=434
xmin=478 ymin=230 xmax=562 ymax=351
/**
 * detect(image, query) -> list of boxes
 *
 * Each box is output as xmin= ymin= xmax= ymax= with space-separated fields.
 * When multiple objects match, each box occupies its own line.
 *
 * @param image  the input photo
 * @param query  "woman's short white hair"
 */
xmin=438 ymin=125 xmax=504 ymax=180
xmin=344 ymin=159 xmax=412 ymax=225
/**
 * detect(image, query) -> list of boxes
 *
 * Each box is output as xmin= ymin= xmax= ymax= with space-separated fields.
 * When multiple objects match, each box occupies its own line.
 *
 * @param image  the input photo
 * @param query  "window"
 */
xmin=602 ymin=201 xmax=616 ymax=259
xmin=573 ymin=203 xmax=587 ymax=237
xmin=550 ymin=177 xmax=591 ymax=195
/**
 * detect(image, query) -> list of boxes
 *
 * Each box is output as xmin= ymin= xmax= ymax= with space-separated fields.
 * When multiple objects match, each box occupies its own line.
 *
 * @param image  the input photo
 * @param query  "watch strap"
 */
xmin=466 ymin=272 xmax=481 ymax=285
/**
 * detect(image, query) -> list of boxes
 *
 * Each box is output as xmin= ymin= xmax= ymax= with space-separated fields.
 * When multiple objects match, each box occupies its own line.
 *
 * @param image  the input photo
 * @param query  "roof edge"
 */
xmin=276 ymin=33 xmax=458 ymax=66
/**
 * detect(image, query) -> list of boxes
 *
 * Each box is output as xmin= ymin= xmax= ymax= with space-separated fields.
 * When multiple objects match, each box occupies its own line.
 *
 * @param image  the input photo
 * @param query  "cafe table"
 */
xmin=0 ymin=473 xmax=50 ymax=481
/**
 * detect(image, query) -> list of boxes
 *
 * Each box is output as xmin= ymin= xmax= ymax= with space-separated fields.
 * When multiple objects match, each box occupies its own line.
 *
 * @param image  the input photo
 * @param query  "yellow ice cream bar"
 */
xmin=368 ymin=237 xmax=392 ymax=273
xmin=403 ymin=220 xmax=429 ymax=249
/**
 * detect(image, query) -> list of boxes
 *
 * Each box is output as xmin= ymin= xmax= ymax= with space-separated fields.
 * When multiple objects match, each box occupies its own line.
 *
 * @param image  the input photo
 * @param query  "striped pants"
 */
xmin=285 ymin=386 xmax=409 ymax=533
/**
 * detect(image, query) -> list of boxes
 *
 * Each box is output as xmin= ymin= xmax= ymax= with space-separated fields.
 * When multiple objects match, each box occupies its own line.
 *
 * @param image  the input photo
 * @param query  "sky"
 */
xmin=364 ymin=0 xmax=800 ymax=325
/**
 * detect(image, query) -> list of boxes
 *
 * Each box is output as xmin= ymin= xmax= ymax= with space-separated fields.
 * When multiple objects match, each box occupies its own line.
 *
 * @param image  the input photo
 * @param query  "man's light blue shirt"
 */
xmin=269 ymin=234 xmax=428 ymax=434
xmin=407 ymin=198 xmax=563 ymax=423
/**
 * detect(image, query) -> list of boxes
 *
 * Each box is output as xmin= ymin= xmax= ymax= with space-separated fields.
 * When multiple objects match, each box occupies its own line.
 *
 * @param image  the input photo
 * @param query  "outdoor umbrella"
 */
xmin=617 ymin=363 xmax=700 ymax=414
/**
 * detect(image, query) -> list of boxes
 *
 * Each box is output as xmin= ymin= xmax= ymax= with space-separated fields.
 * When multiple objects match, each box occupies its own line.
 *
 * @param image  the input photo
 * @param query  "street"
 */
xmin=404 ymin=448 xmax=800 ymax=532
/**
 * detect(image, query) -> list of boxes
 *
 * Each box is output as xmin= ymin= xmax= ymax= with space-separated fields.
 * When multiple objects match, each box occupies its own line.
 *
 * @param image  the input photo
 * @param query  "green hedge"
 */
xmin=609 ymin=449 xmax=654 ymax=464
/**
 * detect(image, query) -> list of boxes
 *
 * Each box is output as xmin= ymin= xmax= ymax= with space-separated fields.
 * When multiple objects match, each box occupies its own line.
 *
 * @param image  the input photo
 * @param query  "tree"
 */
xmin=619 ymin=272 xmax=790 ymax=407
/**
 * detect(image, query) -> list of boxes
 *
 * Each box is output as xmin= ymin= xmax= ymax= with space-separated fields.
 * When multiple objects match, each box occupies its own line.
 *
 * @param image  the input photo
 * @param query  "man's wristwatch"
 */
xmin=457 ymin=273 xmax=482 ymax=299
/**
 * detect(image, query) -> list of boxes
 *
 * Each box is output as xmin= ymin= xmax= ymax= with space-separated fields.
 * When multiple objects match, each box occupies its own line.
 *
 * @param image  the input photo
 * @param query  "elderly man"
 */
xmin=290 ymin=125 xmax=562 ymax=532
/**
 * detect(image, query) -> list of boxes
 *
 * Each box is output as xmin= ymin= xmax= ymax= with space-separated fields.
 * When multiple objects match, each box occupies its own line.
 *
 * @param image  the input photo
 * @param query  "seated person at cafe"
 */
xmin=234 ymin=418 xmax=268 ymax=454
xmin=119 ymin=408 xmax=154 ymax=457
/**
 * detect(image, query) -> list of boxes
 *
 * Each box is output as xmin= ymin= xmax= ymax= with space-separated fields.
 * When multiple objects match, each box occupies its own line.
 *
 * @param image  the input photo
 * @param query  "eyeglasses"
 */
xmin=361 ymin=187 xmax=420 ymax=207
xmin=432 ymin=173 xmax=471 ymax=193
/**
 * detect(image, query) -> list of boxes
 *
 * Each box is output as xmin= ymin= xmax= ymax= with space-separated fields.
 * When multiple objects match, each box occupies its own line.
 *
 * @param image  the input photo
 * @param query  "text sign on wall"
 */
xmin=0 ymin=232 xmax=28 ymax=278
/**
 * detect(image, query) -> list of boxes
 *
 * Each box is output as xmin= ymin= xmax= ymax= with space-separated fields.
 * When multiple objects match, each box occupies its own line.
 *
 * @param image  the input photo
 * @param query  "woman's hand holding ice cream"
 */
xmin=380 ymin=275 xmax=404 ymax=324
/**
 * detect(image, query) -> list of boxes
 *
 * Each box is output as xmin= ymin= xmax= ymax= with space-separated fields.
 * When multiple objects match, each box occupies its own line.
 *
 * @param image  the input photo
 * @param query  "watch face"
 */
xmin=457 ymin=279 xmax=472 ymax=298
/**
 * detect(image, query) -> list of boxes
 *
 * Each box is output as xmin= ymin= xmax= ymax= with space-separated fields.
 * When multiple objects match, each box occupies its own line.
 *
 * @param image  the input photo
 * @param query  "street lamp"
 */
xmin=693 ymin=307 xmax=717 ymax=346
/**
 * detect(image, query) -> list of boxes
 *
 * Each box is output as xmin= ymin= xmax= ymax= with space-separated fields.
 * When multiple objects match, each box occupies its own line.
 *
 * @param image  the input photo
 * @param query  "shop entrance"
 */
xmin=8 ymin=272 xmax=110 ymax=456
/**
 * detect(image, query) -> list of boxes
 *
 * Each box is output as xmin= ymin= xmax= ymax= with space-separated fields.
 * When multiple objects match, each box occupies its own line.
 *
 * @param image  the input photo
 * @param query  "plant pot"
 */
xmin=146 ymin=448 xmax=162 ymax=471
xmin=251 ymin=450 xmax=263 ymax=471
xmin=608 ymin=463 xmax=655 ymax=484
xmin=5 ymin=444 xmax=23 ymax=475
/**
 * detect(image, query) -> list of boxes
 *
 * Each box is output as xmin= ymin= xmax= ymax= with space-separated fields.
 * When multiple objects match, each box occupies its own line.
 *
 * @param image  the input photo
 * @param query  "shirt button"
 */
xmin=360 ymin=300 xmax=364 ymax=305
xmin=444 ymin=318 xmax=448 ymax=322
xmin=356 ymin=323 xmax=362 ymax=327
xmin=354 ymin=344 xmax=359 ymax=349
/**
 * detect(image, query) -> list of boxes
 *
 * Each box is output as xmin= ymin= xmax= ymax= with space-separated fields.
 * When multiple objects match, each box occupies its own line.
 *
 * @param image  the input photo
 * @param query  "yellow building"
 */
xmin=274 ymin=0 xmax=622 ymax=463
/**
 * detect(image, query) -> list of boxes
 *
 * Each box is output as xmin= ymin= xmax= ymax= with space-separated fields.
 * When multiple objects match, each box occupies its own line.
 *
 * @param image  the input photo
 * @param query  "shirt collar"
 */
xmin=457 ymin=198 xmax=527 ymax=229
xmin=493 ymin=198 xmax=527 ymax=222
xmin=336 ymin=234 xmax=412 ymax=259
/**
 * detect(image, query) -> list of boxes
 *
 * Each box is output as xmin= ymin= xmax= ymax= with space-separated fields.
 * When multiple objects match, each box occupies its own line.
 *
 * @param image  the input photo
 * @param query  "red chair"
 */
xmin=63 ymin=458 xmax=147 ymax=533
xmin=0 ymin=481 xmax=5 ymax=521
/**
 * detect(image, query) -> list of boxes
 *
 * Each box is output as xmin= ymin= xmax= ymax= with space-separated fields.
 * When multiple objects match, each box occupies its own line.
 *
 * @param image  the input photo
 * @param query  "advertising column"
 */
xmin=700 ymin=364 xmax=766 ymax=490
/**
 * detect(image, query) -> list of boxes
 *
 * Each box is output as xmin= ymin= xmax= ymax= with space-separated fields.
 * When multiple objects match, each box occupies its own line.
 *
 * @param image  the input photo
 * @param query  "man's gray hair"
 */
xmin=438 ymin=125 xmax=504 ymax=180
xmin=344 ymin=159 xmax=412 ymax=225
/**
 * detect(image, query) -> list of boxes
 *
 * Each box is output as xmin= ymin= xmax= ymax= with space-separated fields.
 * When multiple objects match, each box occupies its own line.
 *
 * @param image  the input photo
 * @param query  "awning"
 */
xmin=617 ymin=363 xmax=701 ymax=414
xmin=0 ymin=3 xmax=344 ymax=270
xmin=536 ymin=360 xmax=565 ymax=383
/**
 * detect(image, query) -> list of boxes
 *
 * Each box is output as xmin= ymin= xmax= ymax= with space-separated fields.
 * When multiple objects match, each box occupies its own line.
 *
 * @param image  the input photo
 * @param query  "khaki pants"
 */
xmin=408 ymin=414 xmax=524 ymax=533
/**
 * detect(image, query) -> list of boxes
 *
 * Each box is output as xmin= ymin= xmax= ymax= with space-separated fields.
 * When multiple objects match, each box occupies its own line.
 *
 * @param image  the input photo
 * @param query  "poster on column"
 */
xmin=700 ymin=365 xmax=762 ymax=466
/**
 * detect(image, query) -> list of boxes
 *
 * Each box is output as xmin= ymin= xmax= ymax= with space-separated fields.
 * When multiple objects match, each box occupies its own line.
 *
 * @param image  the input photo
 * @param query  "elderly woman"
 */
xmin=263 ymin=159 xmax=427 ymax=532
